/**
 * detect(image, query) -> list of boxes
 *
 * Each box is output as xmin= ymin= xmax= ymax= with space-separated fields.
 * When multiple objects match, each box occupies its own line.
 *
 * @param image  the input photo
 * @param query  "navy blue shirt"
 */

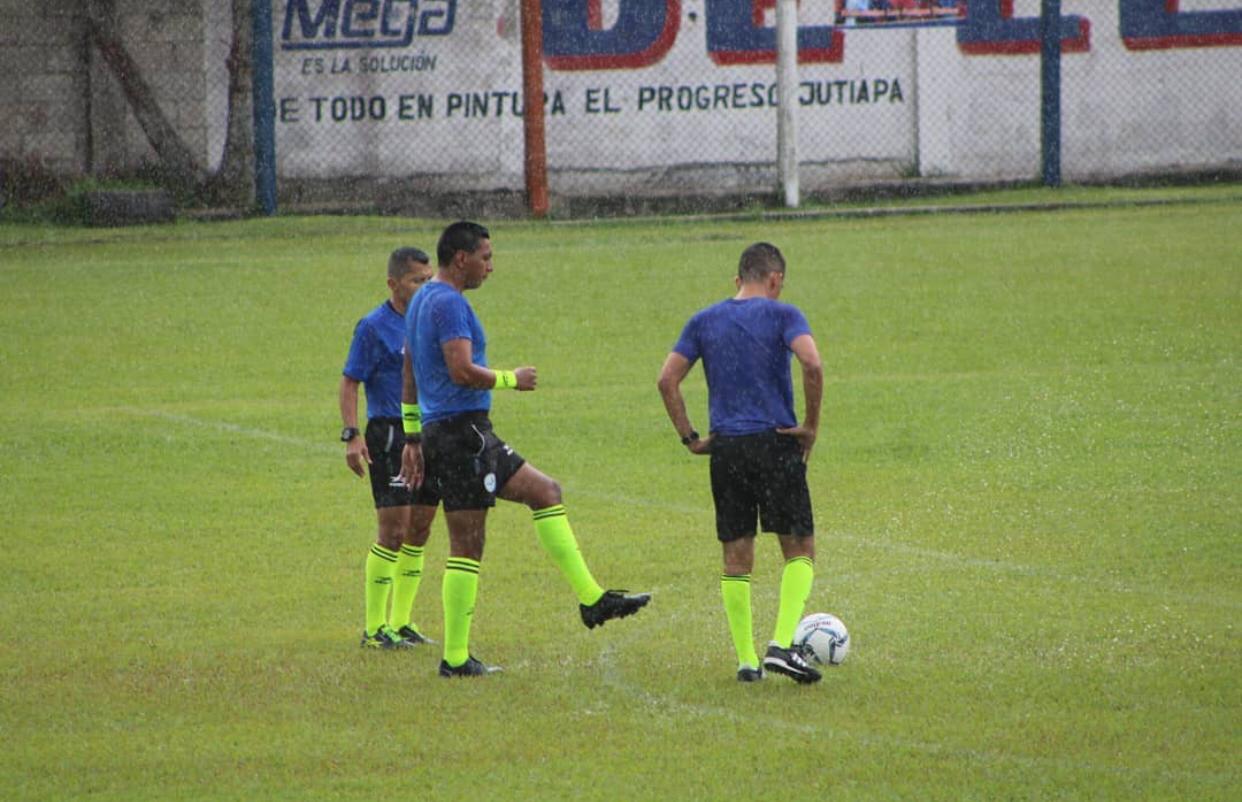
xmin=673 ymin=297 xmax=812 ymax=436
xmin=405 ymin=281 xmax=491 ymax=424
xmin=343 ymin=301 xmax=406 ymax=420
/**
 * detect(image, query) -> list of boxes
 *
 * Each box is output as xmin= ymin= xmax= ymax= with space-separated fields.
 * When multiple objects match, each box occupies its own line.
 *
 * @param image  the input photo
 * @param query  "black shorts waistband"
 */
xmin=368 ymin=417 xmax=402 ymax=426
xmin=712 ymin=428 xmax=785 ymax=442
xmin=424 ymin=410 xmax=492 ymax=432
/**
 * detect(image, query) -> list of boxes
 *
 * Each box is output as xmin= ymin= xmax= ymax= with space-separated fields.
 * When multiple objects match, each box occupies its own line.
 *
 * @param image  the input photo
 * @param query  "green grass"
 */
xmin=796 ymin=180 xmax=1242 ymax=212
xmin=1 ymin=186 xmax=1239 ymax=800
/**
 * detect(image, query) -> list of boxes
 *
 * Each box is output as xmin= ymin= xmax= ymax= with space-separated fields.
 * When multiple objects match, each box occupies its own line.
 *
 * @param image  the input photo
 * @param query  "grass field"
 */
xmin=1 ymin=187 xmax=1239 ymax=800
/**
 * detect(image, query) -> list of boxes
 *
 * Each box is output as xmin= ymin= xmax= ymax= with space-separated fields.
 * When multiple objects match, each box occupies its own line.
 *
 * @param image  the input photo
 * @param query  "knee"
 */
xmin=448 ymin=532 xmax=485 ymax=561
xmin=406 ymin=514 xmax=433 ymax=547
xmin=784 ymin=535 xmax=815 ymax=562
xmin=722 ymin=539 xmax=756 ymax=575
xmin=376 ymin=527 xmax=403 ymax=552
xmin=532 ymin=478 xmax=562 ymax=510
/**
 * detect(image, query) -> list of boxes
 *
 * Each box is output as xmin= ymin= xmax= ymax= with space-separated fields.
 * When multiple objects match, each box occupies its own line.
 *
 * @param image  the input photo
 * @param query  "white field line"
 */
xmin=123 ymin=408 xmax=1239 ymax=610
xmin=569 ymin=483 xmax=1241 ymax=611
xmin=118 ymin=406 xmax=1237 ymax=783
xmin=116 ymin=407 xmax=339 ymax=455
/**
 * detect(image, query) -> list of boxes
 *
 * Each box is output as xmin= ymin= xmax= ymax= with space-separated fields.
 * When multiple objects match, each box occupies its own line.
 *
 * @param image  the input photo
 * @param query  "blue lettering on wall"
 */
xmin=279 ymin=1 xmax=1242 ymax=67
xmin=281 ymin=0 xmax=455 ymax=50
xmin=543 ymin=0 xmax=679 ymax=70
xmin=1121 ymin=0 xmax=1242 ymax=50
xmin=706 ymin=0 xmax=843 ymax=65
xmin=957 ymin=0 xmax=1089 ymax=55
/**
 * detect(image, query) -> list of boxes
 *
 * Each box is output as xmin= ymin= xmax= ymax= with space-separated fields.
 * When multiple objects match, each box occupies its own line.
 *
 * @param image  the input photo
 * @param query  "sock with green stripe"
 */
xmin=532 ymin=505 xmax=605 ymax=606
xmin=442 ymin=557 xmax=480 ymax=668
xmin=721 ymin=573 xmax=760 ymax=669
xmin=773 ymin=555 xmax=814 ymax=648
xmin=389 ymin=545 xmax=425 ymax=632
xmin=365 ymin=544 xmax=399 ymax=636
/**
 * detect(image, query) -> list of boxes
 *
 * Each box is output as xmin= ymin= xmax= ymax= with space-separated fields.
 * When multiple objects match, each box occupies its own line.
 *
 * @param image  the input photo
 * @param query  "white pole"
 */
xmin=775 ymin=0 xmax=799 ymax=208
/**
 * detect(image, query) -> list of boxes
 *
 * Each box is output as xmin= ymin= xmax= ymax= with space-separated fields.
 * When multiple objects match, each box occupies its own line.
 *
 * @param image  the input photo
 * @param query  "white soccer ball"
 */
xmin=794 ymin=612 xmax=850 ymax=665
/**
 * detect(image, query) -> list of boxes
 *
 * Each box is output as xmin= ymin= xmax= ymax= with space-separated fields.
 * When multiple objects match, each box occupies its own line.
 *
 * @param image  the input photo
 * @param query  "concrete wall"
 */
xmin=0 ymin=0 xmax=88 ymax=173
xmin=264 ymin=0 xmax=1242 ymax=198
xmin=915 ymin=2 xmax=1242 ymax=182
xmin=2 ymin=0 xmax=1239 ymax=200
xmin=0 ymin=0 xmax=217 ymax=177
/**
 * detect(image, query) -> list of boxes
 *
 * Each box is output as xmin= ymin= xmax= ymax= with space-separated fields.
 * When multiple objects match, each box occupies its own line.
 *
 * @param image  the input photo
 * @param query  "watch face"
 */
xmin=341 ymin=427 xmax=359 ymax=442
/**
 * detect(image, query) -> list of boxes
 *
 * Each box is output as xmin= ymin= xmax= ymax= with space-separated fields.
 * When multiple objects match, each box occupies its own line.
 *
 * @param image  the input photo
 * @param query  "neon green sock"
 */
xmin=389 ymin=545 xmax=425 ymax=631
xmin=532 ymin=505 xmax=604 ymax=605
xmin=365 ymin=544 xmax=399 ymax=636
xmin=773 ymin=556 xmax=814 ymax=647
xmin=721 ymin=574 xmax=759 ymax=669
xmin=442 ymin=557 xmax=480 ymax=667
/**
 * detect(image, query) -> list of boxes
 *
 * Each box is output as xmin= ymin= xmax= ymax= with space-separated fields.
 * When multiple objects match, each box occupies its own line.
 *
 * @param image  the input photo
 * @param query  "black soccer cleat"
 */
xmin=762 ymin=642 xmax=822 ymax=684
xmin=737 ymin=666 xmax=765 ymax=683
xmin=395 ymin=625 xmax=436 ymax=646
xmin=438 ymin=655 xmax=502 ymax=678
xmin=580 ymin=590 xmax=651 ymax=629
xmin=360 ymin=626 xmax=415 ymax=650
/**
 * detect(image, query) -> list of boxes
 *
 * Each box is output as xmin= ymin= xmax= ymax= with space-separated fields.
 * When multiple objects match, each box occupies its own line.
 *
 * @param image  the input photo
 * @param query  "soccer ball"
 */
xmin=794 ymin=612 xmax=850 ymax=665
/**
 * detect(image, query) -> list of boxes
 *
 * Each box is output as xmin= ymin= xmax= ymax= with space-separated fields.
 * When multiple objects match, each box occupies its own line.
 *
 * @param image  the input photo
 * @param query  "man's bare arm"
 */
xmin=657 ymin=352 xmax=711 ymax=455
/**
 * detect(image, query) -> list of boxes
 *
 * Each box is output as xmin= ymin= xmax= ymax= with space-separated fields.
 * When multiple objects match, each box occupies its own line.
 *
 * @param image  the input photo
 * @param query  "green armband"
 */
xmin=493 ymin=369 xmax=518 ymax=390
xmin=402 ymin=403 xmax=421 ymax=437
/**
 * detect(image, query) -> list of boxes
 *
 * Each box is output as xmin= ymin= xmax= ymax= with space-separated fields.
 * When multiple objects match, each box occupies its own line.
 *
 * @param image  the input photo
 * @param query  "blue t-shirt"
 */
xmin=342 ymin=301 xmax=406 ymax=420
xmin=405 ymin=281 xmax=491 ymax=424
xmin=672 ymin=297 xmax=812 ymax=436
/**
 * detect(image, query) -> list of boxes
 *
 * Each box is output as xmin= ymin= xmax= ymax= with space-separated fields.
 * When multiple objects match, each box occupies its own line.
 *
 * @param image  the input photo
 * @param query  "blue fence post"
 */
xmin=1040 ymin=0 xmax=1062 ymax=187
xmin=252 ymin=0 xmax=277 ymax=215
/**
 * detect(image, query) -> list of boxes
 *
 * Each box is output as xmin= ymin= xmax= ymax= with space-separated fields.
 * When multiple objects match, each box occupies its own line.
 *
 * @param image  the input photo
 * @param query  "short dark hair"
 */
xmin=738 ymin=242 xmax=786 ymax=283
xmin=388 ymin=246 xmax=429 ymax=279
xmin=437 ymin=221 xmax=490 ymax=267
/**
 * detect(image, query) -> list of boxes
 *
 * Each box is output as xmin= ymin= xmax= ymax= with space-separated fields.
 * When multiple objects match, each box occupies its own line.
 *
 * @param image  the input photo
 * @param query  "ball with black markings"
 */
xmin=794 ymin=612 xmax=850 ymax=666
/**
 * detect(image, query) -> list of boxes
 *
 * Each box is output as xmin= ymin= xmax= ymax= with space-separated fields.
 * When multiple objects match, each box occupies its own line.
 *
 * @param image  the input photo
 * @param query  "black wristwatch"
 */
xmin=681 ymin=430 xmax=700 ymax=446
xmin=340 ymin=426 xmax=360 ymax=443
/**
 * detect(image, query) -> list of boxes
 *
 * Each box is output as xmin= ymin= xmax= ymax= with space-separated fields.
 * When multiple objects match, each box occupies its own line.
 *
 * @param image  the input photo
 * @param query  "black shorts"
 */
xmin=709 ymin=430 xmax=814 ymax=541
xmin=422 ymin=412 xmax=525 ymax=512
xmin=365 ymin=419 xmax=439 ymax=509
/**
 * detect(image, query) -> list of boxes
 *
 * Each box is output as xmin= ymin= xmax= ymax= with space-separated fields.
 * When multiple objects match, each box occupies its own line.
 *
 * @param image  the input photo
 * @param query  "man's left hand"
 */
xmin=399 ymin=442 xmax=424 ymax=489
xmin=776 ymin=425 xmax=817 ymax=462
xmin=686 ymin=434 xmax=713 ymax=455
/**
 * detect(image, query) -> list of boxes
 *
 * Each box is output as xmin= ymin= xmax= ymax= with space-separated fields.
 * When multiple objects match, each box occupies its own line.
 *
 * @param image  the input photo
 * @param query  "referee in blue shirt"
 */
xmin=401 ymin=221 xmax=650 ymax=678
xmin=340 ymin=247 xmax=438 ymax=649
xmin=658 ymin=242 xmax=825 ymax=684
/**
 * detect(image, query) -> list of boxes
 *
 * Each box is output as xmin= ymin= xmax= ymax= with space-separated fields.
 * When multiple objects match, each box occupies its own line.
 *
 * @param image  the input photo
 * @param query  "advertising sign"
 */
xmin=271 ymin=1 xmax=1242 ymax=189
